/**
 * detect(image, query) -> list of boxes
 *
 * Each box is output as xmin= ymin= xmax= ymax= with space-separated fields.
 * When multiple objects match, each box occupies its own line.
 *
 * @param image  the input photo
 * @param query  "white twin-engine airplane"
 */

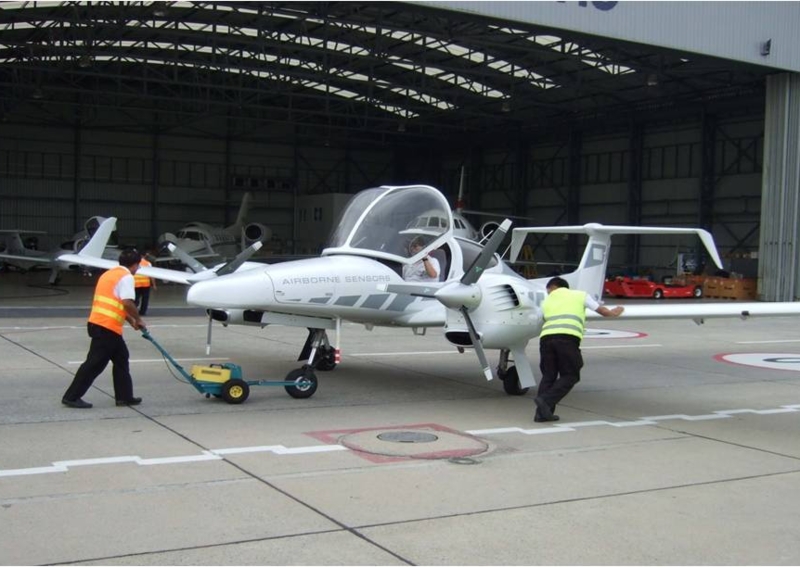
xmin=61 ymin=184 xmax=800 ymax=396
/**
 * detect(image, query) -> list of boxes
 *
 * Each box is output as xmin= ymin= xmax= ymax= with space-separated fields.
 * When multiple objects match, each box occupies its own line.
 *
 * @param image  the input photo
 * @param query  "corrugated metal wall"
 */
xmin=759 ymin=73 xmax=800 ymax=301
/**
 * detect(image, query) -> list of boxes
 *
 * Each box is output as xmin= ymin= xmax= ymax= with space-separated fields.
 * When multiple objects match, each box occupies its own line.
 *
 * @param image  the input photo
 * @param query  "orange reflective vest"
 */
xmin=134 ymin=258 xmax=152 ymax=288
xmin=88 ymin=266 xmax=131 ymax=335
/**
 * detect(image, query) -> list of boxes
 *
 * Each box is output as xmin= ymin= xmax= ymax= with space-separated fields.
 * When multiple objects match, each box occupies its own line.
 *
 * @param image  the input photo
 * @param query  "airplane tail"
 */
xmin=228 ymin=192 xmax=252 ymax=232
xmin=510 ymin=223 xmax=723 ymax=300
xmin=77 ymin=217 xmax=117 ymax=258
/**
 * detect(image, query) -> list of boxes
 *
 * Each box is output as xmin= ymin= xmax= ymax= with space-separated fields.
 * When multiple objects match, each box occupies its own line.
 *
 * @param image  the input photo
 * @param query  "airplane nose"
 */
xmin=187 ymin=269 xmax=273 ymax=308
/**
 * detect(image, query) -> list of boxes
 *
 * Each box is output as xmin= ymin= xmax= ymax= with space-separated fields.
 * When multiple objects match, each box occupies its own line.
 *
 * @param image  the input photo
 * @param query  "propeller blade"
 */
xmin=215 ymin=241 xmax=263 ymax=276
xmin=379 ymin=283 xmax=438 ymax=298
xmin=461 ymin=219 xmax=512 ymax=285
xmin=461 ymin=307 xmax=494 ymax=381
xmin=166 ymin=242 xmax=208 ymax=274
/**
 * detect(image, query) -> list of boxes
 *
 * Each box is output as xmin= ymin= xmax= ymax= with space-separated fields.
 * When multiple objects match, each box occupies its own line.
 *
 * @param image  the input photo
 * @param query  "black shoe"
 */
xmin=534 ymin=414 xmax=560 ymax=423
xmin=116 ymin=397 xmax=142 ymax=407
xmin=62 ymin=398 xmax=92 ymax=409
xmin=534 ymin=397 xmax=554 ymax=420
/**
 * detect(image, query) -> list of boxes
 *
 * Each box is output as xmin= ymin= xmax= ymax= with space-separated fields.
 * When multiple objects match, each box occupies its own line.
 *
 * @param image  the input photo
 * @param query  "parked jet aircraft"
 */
xmin=0 ymin=216 xmax=121 ymax=284
xmin=156 ymin=192 xmax=271 ymax=264
xmin=61 ymin=185 xmax=800 ymax=397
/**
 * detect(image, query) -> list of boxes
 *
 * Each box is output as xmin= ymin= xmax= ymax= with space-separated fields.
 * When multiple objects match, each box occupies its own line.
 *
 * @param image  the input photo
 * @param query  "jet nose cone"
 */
xmin=187 ymin=269 xmax=272 ymax=308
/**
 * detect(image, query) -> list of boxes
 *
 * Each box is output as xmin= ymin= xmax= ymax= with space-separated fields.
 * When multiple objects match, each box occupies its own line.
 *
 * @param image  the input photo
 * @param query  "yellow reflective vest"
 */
xmin=540 ymin=287 xmax=587 ymax=340
xmin=134 ymin=258 xmax=152 ymax=288
xmin=88 ymin=266 xmax=130 ymax=335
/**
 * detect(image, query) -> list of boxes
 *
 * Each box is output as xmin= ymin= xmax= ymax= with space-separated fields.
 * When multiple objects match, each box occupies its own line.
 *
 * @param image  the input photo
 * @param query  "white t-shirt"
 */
xmin=114 ymin=267 xmax=136 ymax=301
xmin=584 ymin=293 xmax=600 ymax=311
xmin=403 ymin=257 xmax=441 ymax=281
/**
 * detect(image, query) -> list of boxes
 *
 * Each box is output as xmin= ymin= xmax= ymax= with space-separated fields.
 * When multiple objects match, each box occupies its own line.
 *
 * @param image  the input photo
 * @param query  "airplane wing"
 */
xmin=587 ymin=301 xmax=800 ymax=320
xmin=55 ymin=217 xmax=195 ymax=285
xmin=0 ymin=253 xmax=53 ymax=265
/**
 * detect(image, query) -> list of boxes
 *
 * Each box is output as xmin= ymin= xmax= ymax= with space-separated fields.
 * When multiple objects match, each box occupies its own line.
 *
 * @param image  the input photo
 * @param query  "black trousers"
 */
xmin=134 ymin=287 xmax=151 ymax=315
xmin=63 ymin=323 xmax=134 ymax=402
xmin=537 ymin=334 xmax=584 ymax=415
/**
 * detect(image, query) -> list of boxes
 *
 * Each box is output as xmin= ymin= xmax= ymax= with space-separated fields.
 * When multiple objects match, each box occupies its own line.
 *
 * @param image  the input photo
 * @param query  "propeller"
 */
xmin=166 ymin=242 xmax=207 ymax=274
xmin=215 ymin=240 xmax=263 ymax=276
xmin=184 ymin=241 xmax=264 ymax=283
xmin=383 ymin=219 xmax=512 ymax=381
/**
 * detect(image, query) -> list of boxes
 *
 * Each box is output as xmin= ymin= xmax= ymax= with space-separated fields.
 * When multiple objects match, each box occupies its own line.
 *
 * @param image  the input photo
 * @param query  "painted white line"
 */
xmin=467 ymin=404 xmax=800 ymax=436
xmin=67 ymin=357 xmax=230 ymax=365
xmin=349 ymin=345 xmax=661 ymax=357
xmin=350 ymin=351 xmax=461 ymax=357
xmin=736 ymin=339 xmax=800 ymax=344
xmin=582 ymin=343 xmax=661 ymax=350
xmin=3 ymin=406 xmax=799 ymax=479
xmin=0 ymin=444 xmax=347 ymax=479
xmin=0 ymin=324 xmax=208 ymax=331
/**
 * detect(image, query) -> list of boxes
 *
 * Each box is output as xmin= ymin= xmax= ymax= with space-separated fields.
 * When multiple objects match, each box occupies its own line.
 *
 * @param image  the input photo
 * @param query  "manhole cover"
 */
xmin=377 ymin=431 xmax=439 ymax=443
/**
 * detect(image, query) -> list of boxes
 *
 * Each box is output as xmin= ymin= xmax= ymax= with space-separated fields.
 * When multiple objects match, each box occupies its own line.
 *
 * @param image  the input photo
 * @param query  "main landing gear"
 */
xmin=285 ymin=327 xmax=338 ymax=398
xmin=496 ymin=348 xmax=530 ymax=396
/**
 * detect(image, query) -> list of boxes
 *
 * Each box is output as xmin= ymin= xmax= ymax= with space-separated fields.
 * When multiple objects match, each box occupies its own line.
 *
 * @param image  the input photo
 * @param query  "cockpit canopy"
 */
xmin=323 ymin=185 xmax=453 ymax=264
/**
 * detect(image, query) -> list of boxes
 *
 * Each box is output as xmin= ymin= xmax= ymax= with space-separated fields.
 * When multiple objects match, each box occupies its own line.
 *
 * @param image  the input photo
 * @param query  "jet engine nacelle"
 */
xmin=480 ymin=221 xmax=500 ymax=240
xmin=243 ymin=223 xmax=272 ymax=246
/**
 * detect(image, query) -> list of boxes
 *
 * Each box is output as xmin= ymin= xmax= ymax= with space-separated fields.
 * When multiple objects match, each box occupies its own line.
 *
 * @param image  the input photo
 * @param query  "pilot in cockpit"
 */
xmin=402 ymin=236 xmax=440 ymax=281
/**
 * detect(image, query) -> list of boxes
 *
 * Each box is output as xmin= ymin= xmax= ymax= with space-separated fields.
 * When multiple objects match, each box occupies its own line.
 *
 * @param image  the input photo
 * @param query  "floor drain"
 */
xmin=377 ymin=431 xmax=439 ymax=443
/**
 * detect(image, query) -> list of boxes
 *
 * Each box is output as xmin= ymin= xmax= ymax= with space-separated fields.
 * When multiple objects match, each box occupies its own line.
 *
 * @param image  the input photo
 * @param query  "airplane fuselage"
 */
xmin=188 ymin=255 xmax=448 ymax=326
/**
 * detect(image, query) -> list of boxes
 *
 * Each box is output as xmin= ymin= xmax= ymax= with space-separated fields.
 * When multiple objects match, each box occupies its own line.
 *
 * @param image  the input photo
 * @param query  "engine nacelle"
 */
xmin=442 ymin=277 xmax=543 ymax=349
xmin=480 ymin=221 xmax=500 ymax=240
xmin=243 ymin=223 xmax=272 ymax=246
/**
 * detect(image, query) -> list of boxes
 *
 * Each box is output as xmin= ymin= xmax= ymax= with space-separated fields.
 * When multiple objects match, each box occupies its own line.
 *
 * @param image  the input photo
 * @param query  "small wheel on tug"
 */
xmin=221 ymin=379 xmax=250 ymax=404
xmin=285 ymin=367 xmax=319 ymax=399
xmin=500 ymin=366 xmax=529 ymax=396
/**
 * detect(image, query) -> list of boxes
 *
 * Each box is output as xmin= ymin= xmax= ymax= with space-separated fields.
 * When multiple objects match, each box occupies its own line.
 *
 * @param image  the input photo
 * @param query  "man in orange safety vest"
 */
xmin=62 ymin=249 xmax=147 ymax=409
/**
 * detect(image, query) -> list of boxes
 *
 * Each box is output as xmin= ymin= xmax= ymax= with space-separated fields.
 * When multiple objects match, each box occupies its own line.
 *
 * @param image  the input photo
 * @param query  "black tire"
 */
xmin=501 ymin=366 xmax=530 ymax=396
xmin=314 ymin=346 xmax=338 ymax=371
xmin=693 ymin=286 xmax=703 ymax=298
xmin=285 ymin=367 xmax=318 ymax=399
xmin=653 ymin=288 xmax=664 ymax=299
xmin=221 ymin=379 xmax=250 ymax=404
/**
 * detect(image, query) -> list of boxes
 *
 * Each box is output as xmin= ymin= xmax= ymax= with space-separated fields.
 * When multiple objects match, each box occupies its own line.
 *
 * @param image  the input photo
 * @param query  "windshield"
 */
xmin=324 ymin=185 xmax=452 ymax=261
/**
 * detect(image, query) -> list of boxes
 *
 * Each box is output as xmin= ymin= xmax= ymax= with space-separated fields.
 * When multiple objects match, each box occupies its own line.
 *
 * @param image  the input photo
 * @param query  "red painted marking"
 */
xmin=305 ymin=422 xmax=485 ymax=464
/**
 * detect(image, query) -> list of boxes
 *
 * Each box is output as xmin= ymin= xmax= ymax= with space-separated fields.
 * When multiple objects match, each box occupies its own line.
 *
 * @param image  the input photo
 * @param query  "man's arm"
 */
xmin=122 ymin=299 xmax=146 ymax=330
xmin=596 ymin=305 xmax=624 ymax=317
xmin=423 ymin=257 xmax=439 ymax=278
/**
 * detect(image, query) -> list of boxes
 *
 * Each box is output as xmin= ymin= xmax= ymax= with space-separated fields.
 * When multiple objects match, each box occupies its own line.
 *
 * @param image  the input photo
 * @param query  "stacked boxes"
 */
xmin=702 ymin=277 xmax=757 ymax=300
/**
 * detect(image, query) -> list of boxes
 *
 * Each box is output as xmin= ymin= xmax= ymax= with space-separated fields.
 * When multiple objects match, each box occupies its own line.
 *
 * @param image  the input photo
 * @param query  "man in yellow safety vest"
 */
xmin=534 ymin=277 xmax=624 ymax=423
xmin=62 ymin=249 xmax=147 ymax=409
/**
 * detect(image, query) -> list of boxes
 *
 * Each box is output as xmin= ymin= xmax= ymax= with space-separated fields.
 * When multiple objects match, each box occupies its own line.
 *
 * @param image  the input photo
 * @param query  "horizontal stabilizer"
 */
xmin=510 ymin=223 xmax=722 ymax=269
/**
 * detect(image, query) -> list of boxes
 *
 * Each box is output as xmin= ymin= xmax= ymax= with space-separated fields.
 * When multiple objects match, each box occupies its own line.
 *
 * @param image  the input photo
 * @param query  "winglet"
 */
xmin=78 ymin=217 xmax=117 ymax=258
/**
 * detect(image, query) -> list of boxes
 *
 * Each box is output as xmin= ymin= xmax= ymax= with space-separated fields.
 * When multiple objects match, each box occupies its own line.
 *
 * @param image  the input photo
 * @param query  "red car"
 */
xmin=603 ymin=276 xmax=703 ymax=299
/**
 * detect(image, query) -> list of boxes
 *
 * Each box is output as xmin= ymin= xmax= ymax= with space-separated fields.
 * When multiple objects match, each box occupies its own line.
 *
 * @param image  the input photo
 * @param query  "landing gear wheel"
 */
xmin=222 ymin=379 xmax=250 ymax=404
xmin=693 ymin=286 xmax=703 ymax=298
xmin=285 ymin=367 xmax=318 ymax=399
xmin=653 ymin=288 xmax=664 ymax=299
xmin=500 ymin=366 xmax=529 ymax=396
xmin=314 ymin=346 xmax=338 ymax=371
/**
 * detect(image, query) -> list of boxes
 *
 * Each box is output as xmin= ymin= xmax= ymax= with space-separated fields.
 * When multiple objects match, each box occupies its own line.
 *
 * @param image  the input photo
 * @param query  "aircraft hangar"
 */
xmin=1 ymin=1 xmax=800 ymax=299
xmin=4 ymin=4 xmax=800 ymax=565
